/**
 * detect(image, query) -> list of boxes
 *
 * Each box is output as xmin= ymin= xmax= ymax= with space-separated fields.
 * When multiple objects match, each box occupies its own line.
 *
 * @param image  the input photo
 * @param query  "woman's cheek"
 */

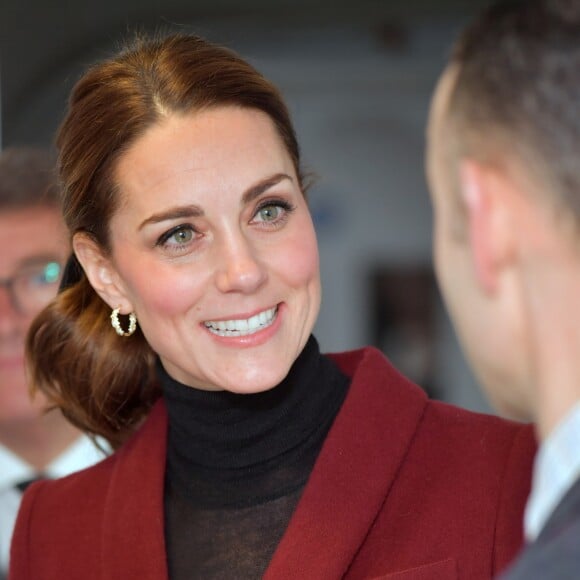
xmin=283 ymin=230 xmax=320 ymax=288
xmin=129 ymin=268 xmax=206 ymax=318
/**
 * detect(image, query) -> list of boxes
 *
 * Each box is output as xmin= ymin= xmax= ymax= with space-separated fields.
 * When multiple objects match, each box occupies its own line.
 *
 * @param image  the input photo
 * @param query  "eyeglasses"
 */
xmin=0 ymin=260 xmax=62 ymax=315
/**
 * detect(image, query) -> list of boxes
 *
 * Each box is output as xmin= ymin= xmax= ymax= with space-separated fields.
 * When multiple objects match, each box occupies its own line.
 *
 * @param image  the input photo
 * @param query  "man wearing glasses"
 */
xmin=0 ymin=148 xmax=106 ymax=579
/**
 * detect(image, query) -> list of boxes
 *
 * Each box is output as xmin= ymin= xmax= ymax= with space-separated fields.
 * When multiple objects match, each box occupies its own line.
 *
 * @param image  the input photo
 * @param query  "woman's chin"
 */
xmin=219 ymin=376 xmax=285 ymax=395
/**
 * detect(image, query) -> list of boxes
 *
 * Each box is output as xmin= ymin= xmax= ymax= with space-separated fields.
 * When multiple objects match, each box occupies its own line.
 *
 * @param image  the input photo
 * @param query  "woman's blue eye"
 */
xmin=171 ymin=228 xmax=193 ymax=244
xmin=254 ymin=200 xmax=294 ymax=224
xmin=257 ymin=205 xmax=282 ymax=222
xmin=157 ymin=225 xmax=196 ymax=248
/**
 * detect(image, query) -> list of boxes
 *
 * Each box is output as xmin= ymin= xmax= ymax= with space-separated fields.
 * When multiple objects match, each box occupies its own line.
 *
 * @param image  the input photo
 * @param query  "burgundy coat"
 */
xmin=10 ymin=347 xmax=536 ymax=579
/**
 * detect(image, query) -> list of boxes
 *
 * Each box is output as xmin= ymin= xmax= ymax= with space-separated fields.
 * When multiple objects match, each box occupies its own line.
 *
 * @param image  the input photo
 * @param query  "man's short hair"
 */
xmin=0 ymin=147 xmax=59 ymax=210
xmin=447 ymin=0 xmax=580 ymax=218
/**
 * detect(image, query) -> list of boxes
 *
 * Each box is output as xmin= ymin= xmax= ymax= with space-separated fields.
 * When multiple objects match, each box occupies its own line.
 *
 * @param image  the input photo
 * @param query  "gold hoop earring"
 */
xmin=110 ymin=307 xmax=137 ymax=337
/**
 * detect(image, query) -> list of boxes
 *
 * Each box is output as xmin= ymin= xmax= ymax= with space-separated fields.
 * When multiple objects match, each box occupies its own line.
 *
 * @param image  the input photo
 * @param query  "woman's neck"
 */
xmin=160 ymin=335 xmax=349 ymax=507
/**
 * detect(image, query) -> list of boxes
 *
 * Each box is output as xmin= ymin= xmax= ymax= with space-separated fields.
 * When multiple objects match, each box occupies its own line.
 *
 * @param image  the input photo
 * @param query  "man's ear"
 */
xmin=459 ymin=160 xmax=515 ymax=295
xmin=73 ymin=233 xmax=134 ymax=313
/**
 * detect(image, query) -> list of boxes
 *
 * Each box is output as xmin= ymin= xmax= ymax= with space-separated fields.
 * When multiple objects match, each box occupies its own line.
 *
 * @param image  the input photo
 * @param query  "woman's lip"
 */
xmin=203 ymin=303 xmax=283 ymax=347
xmin=202 ymin=303 xmax=279 ymax=324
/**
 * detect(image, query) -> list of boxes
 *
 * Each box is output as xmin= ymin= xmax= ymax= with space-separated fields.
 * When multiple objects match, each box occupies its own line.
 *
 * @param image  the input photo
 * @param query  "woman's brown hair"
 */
xmin=26 ymin=33 xmax=302 ymax=448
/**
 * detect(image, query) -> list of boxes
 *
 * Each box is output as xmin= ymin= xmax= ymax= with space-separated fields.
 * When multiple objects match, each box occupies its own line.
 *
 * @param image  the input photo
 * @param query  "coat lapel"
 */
xmin=97 ymin=347 xmax=426 ymax=579
xmin=101 ymin=401 xmax=169 ymax=579
xmin=265 ymin=347 xmax=428 ymax=579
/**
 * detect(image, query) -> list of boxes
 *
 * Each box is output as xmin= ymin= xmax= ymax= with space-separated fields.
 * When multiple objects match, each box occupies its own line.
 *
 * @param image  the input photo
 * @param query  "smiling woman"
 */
xmin=74 ymin=108 xmax=320 ymax=395
xmin=11 ymin=33 xmax=536 ymax=580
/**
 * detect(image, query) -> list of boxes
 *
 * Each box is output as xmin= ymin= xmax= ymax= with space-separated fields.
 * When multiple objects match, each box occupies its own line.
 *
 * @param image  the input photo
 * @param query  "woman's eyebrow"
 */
xmin=138 ymin=205 xmax=204 ymax=230
xmin=138 ymin=173 xmax=293 ymax=230
xmin=241 ymin=173 xmax=293 ymax=205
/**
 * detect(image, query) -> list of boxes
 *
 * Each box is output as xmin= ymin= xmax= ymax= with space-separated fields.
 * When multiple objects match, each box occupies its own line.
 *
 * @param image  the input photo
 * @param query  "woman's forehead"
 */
xmin=111 ymin=108 xmax=297 ymax=217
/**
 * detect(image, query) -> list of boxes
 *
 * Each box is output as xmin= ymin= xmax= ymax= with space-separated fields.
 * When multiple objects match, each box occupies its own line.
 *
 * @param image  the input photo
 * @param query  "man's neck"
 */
xmin=523 ymin=252 xmax=580 ymax=440
xmin=0 ymin=410 xmax=81 ymax=470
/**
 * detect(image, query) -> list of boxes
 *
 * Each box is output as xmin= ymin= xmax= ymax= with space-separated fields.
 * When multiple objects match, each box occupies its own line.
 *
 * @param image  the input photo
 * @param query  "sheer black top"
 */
xmin=160 ymin=336 xmax=349 ymax=579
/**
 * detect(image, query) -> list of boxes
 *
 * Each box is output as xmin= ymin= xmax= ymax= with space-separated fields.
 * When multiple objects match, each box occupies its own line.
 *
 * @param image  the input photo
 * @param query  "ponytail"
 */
xmin=26 ymin=274 xmax=159 ymax=449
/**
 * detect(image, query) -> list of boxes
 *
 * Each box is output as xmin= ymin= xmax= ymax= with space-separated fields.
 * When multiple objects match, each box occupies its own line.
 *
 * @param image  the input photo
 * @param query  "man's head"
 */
xmin=427 ymin=0 xmax=580 ymax=422
xmin=0 ymin=148 xmax=68 ymax=427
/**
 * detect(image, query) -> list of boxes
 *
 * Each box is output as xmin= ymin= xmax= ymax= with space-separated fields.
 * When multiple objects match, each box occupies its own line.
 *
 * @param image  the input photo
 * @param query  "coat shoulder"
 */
xmin=422 ymin=397 xmax=536 ymax=463
xmin=327 ymin=345 xmax=537 ymax=578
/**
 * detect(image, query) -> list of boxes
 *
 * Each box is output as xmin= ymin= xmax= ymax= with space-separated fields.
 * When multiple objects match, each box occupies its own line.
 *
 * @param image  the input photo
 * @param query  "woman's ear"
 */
xmin=73 ymin=233 xmax=134 ymax=313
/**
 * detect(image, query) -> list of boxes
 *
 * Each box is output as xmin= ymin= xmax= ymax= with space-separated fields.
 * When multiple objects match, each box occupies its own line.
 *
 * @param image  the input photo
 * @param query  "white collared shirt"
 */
xmin=0 ymin=436 xmax=108 ymax=574
xmin=524 ymin=400 xmax=580 ymax=542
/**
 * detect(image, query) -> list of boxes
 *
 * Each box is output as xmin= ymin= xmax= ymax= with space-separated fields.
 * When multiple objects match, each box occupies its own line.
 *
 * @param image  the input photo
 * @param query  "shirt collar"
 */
xmin=0 ymin=435 xmax=108 ymax=491
xmin=0 ymin=444 xmax=35 ymax=491
xmin=44 ymin=435 xmax=108 ymax=478
xmin=524 ymin=399 xmax=580 ymax=541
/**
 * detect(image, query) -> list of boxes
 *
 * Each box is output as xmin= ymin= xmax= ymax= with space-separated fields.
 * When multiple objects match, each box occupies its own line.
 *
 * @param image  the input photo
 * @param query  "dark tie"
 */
xmin=15 ymin=475 xmax=44 ymax=493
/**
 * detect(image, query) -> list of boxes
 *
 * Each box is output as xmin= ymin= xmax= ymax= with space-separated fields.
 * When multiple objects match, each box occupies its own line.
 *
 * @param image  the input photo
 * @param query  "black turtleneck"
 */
xmin=160 ymin=336 xmax=349 ymax=580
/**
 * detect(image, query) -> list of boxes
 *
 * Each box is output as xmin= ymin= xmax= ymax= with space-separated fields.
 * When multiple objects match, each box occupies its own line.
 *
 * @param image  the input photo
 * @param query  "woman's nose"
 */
xmin=214 ymin=233 xmax=267 ymax=294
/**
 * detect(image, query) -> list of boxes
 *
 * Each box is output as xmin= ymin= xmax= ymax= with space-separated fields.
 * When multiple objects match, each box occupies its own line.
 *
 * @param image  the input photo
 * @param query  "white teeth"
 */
xmin=204 ymin=306 xmax=278 ymax=337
